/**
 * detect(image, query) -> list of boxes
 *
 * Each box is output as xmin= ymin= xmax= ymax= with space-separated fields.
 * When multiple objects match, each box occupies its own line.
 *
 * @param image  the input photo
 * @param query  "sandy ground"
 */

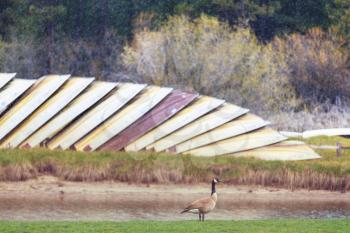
xmin=0 ymin=175 xmax=349 ymax=202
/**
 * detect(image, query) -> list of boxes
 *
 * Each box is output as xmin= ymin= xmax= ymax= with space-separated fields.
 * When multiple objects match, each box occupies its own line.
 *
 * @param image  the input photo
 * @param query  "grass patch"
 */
xmin=0 ymin=220 xmax=349 ymax=233
xmin=0 ymin=136 xmax=350 ymax=191
xmin=292 ymin=136 xmax=350 ymax=147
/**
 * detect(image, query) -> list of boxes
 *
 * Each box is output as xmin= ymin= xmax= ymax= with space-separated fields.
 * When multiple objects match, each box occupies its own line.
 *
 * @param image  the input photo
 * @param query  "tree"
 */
xmin=327 ymin=0 xmax=350 ymax=40
xmin=26 ymin=2 xmax=66 ymax=73
xmin=0 ymin=0 xmax=15 ymax=39
xmin=273 ymin=28 xmax=350 ymax=105
xmin=267 ymin=0 xmax=331 ymax=36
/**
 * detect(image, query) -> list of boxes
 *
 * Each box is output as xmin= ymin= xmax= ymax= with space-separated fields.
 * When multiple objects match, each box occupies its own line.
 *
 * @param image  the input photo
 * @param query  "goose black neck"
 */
xmin=211 ymin=181 xmax=216 ymax=195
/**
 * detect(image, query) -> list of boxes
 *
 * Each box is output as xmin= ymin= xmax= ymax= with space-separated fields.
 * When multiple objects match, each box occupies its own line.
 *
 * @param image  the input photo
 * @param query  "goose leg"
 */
xmin=202 ymin=214 xmax=205 ymax=221
xmin=198 ymin=213 xmax=201 ymax=221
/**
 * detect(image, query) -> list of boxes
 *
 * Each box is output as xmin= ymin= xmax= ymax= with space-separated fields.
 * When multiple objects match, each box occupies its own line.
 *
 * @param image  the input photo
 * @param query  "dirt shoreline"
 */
xmin=1 ymin=176 xmax=350 ymax=221
xmin=1 ymin=175 xmax=349 ymax=202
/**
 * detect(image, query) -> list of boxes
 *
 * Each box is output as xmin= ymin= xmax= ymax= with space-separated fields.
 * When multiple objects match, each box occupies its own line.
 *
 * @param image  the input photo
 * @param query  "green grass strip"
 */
xmin=0 ymin=220 xmax=349 ymax=233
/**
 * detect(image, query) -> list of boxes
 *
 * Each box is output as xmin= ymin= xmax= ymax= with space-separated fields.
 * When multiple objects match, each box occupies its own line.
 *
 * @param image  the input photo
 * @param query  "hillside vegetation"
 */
xmin=1 ymin=137 xmax=350 ymax=191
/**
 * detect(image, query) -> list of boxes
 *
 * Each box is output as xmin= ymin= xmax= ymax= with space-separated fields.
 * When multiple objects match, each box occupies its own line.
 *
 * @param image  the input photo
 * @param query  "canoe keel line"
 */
xmin=0 ymin=74 xmax=320 ymax=161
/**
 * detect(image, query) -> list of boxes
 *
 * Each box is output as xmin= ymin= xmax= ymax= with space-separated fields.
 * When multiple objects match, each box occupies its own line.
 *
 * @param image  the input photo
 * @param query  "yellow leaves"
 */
xmin=195 ymin=14 xmax=221 ymax=31
xmin=122 ymin=15 xmax=300 ymax=113
xmin=318 ymin=50 xmax=328 ymax=66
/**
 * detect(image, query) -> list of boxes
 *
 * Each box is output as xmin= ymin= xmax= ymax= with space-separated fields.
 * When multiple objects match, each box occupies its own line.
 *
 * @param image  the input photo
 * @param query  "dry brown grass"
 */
xmin=0 ymin=147 xmax=350 ymax=191
xmin=232 ymin=169 xmax=350 ymax=192
xmin=0 ymin=163 xmax=37 ymax=181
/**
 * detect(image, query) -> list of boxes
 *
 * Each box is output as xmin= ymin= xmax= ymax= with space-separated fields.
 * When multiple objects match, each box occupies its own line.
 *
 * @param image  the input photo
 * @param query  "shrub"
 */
xmin=273 ymin=28 xmax=350 ymax=106
xmin=269 ymin=104 xmax=350 ymax=131
xmin=123 ymin=15 xmax=299 ymax=113
xmin=0 ymin=32 xmax=124 ymax=80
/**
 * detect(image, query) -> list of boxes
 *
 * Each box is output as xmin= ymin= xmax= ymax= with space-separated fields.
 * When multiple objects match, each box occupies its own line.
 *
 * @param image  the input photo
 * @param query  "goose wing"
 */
xmin=181 ymin=197 xmax=213 ymax=213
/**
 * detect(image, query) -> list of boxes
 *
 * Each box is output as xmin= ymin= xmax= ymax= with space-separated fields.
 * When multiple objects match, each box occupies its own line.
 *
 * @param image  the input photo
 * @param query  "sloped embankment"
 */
xmin=0 ymin=148 xmax=348 ymax=191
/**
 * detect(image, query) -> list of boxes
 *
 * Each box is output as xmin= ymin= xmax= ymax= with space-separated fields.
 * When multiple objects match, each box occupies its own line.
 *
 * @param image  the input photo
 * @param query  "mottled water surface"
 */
xmin=1 ymin=193 xmax=350 ymax=221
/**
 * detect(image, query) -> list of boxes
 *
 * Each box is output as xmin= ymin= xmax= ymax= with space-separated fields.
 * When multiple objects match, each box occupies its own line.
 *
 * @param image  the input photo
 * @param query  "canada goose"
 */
xmin=181 ymin=178 xmax=221 ymax=221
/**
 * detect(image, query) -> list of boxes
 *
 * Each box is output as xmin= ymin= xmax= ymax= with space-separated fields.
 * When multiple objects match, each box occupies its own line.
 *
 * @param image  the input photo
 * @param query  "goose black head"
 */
xmin=212 ymin=178 xmax=221 ymax=184
xmin=211 ymin=178 xmax=221 ymax=195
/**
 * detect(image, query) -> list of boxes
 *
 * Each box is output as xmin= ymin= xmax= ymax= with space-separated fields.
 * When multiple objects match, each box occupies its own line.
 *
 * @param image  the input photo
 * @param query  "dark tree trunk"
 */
xmin=46 ymin=21 xmax=53 ymax=73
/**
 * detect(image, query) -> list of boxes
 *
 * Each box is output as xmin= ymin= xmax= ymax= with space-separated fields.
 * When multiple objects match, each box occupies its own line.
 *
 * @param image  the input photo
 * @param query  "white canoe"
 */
xmin=0 ymin=73 xmax=16 ymax=89
xmin=279 ymin=131 xmax=303 ymax=138
xmin=1 ymin=77 xmax=93 ymax=148
xmin=0 ymin=75 xmax=70 ymax=143
xmin=0 ymin=79 xmax=35 ymax=114
xmin=302 ymin=128 xmax=350 ymax=138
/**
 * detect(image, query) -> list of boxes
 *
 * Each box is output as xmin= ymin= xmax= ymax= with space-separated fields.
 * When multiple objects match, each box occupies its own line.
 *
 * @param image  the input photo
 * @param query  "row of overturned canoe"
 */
xmin=0 ymin=73 xmax=320 ymax=160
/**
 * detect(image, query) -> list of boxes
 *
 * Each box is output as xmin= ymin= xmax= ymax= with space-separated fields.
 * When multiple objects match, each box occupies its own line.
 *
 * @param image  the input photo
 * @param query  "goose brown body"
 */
xmin=181 ymin=178 xmax=220 ymax=221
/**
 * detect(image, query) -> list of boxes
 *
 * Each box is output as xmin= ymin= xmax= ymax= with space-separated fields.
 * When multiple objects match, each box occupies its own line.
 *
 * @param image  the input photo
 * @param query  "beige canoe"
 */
xmin=231 ymin=141 xmax=321 ymax=160
xmin=151 ymin=104 xmax=248 ymax=152
xmin=184 ymin=127 xmax=287 ymax=157
xmin=174 ymin=114 xmax=269 ymax=153
xmin=74 ymin=86 xmax=173 ymax=151
xmin=21 ymin=81 xmax=116 ymax=148
xmin=48 ymin=83 xmax=146 ymax=150
xmin=1 ymin=77 xmax=94 ymax=148
xmin=125 ymin=96 xmax=225 ymax=152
